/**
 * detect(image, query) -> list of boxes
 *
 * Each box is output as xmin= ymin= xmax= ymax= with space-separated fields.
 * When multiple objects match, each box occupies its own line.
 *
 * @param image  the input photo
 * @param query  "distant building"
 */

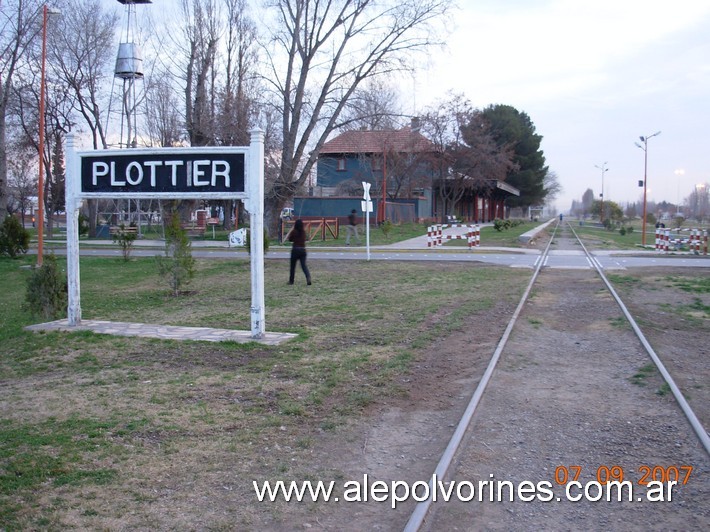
xmin=300 ymin=119 xmax=519 ymax=223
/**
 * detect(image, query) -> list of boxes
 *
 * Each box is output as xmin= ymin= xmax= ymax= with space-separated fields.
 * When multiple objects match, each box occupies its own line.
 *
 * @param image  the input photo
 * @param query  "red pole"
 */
xmin=381 ymin=148 xmax=387 ymax=224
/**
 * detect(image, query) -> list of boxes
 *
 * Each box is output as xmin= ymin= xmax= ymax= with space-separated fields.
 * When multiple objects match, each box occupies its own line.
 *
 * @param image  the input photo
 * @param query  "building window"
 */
xmin=371 ymin=156 xmax=382 ymax=171
xmin=337 ymin=157 xmax=346 ymax=171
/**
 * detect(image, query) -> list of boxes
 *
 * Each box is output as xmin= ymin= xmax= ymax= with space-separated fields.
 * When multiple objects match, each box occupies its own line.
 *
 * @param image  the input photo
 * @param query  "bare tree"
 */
xmin=13 ymin=74 xmax=73 ymax=236
xmin=214 ymin=0 xmax=260 ymax=229
xmin=47 ymin=0 xmax=119 ymax=236
xmin=178 ymin=0 xmax=221 ymax=146
xmin=217 ymin=0 xmax=258 ymax=146
xmin=420 ymin=94 xmax=469 ymax=220
xmin=0 ymin=0 xmax=45 ymax=219
xmin=262 ymin=0 xmax=452 ymax=233
xmin=543 ymin=170 xmax=562 ymax=203
xmin=50 ymin=0 xmax=117 ymax=151
xmin=7 ymin=150 xmax=37 ymax=224
xmin=581 ymin=188 xmax=594 ymax=217
xmin=145 ymin=72 xmax=184 ymax=147
xmin=339 ymin=79 xmax=403 ymax=131
xmin=11 ymin=3 xmax=75 ymax=237
xmin=686 ymin=183 xmax=709 ymax=222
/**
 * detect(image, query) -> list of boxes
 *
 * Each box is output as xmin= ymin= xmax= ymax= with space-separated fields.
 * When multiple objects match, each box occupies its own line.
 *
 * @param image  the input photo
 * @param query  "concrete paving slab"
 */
xmin=25 ymin=319 xmax=297 ymax=345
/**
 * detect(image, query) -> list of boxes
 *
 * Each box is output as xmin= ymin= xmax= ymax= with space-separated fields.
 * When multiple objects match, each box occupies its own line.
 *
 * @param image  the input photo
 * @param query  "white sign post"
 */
xmin=65 ymin=129 xmax=266 ymax=338
xmin=362 ymin=181 xmax=372 ymax=261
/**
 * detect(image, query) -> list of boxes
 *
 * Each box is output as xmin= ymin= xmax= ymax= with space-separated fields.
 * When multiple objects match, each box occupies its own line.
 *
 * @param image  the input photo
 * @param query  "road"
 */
xmin=40 ymin=242 xmax=710 ymax=270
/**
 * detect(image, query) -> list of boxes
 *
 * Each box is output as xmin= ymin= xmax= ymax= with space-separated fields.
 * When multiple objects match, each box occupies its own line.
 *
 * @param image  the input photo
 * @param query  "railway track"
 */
xmin=405 ymin=221 xmax=710 ymax=531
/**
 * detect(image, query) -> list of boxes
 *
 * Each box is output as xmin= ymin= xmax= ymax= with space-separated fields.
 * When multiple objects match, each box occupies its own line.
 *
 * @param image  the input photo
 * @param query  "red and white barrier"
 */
xmin=664 ymin=229 xmax=670 ymax=252
xmin=655 ymin=228 xmax=670 ymax=252
xmin=656 ymin=228 xmax=709 ymax=255
xmin=426 ymin=224 xmax=480 ymax=249
xmin=690 ymin=228 xmax=709 ymax=255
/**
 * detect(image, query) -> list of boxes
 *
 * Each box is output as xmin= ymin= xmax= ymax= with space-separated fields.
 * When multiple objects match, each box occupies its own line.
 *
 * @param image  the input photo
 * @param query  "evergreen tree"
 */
xmin=481 ymin=105 xmax=548 ymax=209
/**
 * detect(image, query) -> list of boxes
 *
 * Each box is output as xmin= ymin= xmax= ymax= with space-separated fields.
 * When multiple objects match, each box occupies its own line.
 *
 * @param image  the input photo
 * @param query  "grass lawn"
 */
xmin=571 ymin=223 xmax=644 ymax=249
xmin=0 ymin=253 xmax=529 ymax=529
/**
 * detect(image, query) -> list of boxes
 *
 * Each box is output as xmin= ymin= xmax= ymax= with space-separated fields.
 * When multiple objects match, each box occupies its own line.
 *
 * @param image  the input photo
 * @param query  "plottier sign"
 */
xmin=65 ymin=131 xmax=266 ymax=337
xmin=80 ymin=150 xmax=245 ymax=195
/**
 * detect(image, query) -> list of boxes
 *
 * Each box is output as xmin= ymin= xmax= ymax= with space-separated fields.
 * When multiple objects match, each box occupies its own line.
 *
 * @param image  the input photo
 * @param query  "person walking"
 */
xmin=286 ymin=219 xmax=311 ymax=285
xmin=345 ymin=209 xmax=360 ymax=245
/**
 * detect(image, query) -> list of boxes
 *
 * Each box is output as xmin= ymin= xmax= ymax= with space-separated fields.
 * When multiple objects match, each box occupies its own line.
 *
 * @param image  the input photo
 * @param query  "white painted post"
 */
xmin=362 ymin=181 xmax=371 ymax=261
xmin=247 ymin=129 xmax=265 ymax=338
xmin=65 ymin=134 xmax=82 ymax=325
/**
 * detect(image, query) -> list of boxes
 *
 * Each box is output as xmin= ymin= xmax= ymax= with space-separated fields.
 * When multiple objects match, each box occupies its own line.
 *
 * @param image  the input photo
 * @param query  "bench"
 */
xmin=109 ymin=225 xmax=138 ymax=236
xmin=181 ymin=223 xmax=206 ymax=237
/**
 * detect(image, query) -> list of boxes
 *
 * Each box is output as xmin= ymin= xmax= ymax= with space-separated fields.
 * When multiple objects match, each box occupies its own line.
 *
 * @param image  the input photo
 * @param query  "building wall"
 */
xmin=293 ymin=196 xmax=430 ymax=223
xmin=317 ymin=155 xmax=377 ymax=189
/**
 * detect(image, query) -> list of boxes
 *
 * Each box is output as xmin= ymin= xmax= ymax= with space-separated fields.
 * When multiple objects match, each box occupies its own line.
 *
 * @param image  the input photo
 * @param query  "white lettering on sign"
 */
xmin=193 ymin=160 xmax=210 ymax=186
xmin=213 ymin=161 xmax=230 ymax=187
xmin=92 ymin=162 xmax=109 ymax=185
xmin=89 ymin=159 xmax=235 ymax=189
xmin=126 ymin=161 xmax=143 ymax=185
xmin=108 ymin=162 xmax=122 ymax=185
xmin=144 ymin=160 xmax=163 ymax=187
xmin=165 ymin=160 xmax=184 ymax=187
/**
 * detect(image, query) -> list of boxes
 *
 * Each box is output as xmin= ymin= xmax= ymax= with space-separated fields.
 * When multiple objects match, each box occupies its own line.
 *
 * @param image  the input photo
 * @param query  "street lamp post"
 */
xmin=635 ymin=131 xmax=661 ymax=247
xmin=674 ymin=169 xmax=685 ymax=216
xmin=36 ymin=5 xmax=60 ymax=267
xmin=594 ymin=162 xmax=608 ymax=223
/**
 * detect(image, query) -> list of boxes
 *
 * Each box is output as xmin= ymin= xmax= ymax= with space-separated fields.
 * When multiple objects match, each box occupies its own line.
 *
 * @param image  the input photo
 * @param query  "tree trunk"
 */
xmin=264 ymin=195 xmax=286 ymax=239
xmin=88 ymin=199 xmax=98 ymax=237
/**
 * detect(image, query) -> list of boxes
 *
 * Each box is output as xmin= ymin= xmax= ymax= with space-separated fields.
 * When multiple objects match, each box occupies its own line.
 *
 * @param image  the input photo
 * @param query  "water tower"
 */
xmin=113 ymin=0 xmax=151 ymax=148
xmin=105 ymin=0 xmax=152 ymax=232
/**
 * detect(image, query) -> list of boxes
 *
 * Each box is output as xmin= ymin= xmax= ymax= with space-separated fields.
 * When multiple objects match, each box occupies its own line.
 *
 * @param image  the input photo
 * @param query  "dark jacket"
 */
xmin=288 ymin=228 xmax=307 ymax=248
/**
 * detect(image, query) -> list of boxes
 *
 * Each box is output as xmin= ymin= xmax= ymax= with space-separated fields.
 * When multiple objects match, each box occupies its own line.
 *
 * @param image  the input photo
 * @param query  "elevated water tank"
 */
xmin=115 ymin=43 xmax=144 ymax=79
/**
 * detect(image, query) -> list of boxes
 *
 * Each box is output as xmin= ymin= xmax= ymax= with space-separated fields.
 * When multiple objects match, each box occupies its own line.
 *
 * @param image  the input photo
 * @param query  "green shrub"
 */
xmin=619 ymin=227 xmax=627 ymax=236
xmin=78 ymin=214 xmax=90 ymax=236
xmin=112 ymin=223 xmax=137 ymax=261
xmin=156 ymin=215 xmax=195 ymax=296
xmin=380 ymin=219 xmax=393 ymax=239
xmin=0 ymin=215 xmax=30 ymax=258
xmin=493 ymin=219 xmax=512 ymax=232
xmin=24 ymin=254 xmax=67 ymax=319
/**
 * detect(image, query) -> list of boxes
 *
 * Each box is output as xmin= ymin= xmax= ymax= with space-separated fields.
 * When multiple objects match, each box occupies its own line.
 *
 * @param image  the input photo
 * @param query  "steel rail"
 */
xmin=403 ymin=222 xmax=561 ymax=532
xmin=568 ymin=222 xmax=710 ymax=455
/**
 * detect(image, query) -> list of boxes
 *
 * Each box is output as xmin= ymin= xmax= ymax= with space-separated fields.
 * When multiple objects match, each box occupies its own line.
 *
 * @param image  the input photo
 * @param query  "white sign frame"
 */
xmin=64 ymin=130 xmax=266 ymax=338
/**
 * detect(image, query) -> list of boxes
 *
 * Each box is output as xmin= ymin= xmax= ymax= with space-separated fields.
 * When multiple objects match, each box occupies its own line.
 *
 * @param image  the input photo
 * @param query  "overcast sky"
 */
xmin=412 ymin=0 xmax=710 ymax=212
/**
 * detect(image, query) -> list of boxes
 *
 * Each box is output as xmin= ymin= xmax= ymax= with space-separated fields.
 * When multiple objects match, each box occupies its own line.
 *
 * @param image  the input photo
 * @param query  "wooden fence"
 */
xmin=281 ymin=218 xmax=340 ymax=242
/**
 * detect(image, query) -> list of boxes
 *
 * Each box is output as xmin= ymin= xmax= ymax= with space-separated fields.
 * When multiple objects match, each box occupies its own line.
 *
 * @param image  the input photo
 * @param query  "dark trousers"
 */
xmin=289 ymin=247 xmax=311 ymax=283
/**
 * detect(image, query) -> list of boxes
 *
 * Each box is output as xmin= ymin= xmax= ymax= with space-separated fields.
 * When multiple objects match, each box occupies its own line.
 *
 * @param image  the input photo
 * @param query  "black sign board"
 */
xmin=81 ymin=151 xmax=245 ymax=194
